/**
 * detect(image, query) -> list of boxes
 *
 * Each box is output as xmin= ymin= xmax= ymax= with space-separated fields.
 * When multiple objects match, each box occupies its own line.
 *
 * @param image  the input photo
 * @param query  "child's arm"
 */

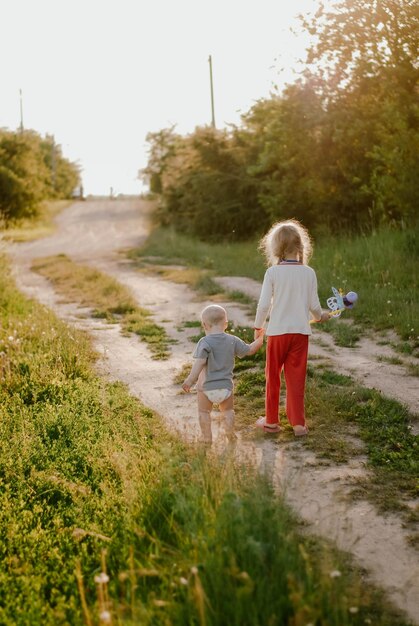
xmin=247 ymin=330 xmax=265 ymax=355
xmin=254 ymin=271 xmax=272 ymax=332
xmin=182 ymin=358 xmax=207 ymax=392
xmin=310 ymin=310 xmax=334 ymax=324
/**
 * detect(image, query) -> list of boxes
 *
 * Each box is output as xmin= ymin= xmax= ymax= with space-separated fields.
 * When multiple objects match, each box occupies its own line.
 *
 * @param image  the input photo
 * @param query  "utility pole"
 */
xmin=19 ymin=89 xmax=24 ymax=132
xmin=208 ymin=55 xmax=216 ymax=128
xmin=51 ymin=135 xmax=56 ymax=191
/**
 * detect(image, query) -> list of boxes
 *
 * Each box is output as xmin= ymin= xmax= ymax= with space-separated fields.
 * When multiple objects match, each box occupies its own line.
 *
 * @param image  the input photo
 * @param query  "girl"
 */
xmin=254 ymin=219 xmax=329 ymax=436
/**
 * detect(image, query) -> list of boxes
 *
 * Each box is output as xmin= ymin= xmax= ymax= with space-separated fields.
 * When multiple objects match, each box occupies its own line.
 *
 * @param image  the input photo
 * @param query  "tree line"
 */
xmin=0 ymin=128 xmax=80 ymax=223
xmin=141 ymin=0 xmax=418 ymax=240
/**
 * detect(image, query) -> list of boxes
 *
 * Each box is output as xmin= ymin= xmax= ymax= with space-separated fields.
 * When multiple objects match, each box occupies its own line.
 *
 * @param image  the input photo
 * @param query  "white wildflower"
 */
xmin=94 ymin=572 xmax=110 ymax=584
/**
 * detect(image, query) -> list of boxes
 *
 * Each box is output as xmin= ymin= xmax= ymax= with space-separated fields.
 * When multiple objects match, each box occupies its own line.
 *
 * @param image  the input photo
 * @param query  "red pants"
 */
xmin=265 ymin=334 xmax=309 ymax=427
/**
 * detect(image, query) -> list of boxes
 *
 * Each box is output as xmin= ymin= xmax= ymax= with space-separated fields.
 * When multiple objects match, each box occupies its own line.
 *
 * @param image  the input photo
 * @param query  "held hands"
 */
xmin=254 ymin=328 xmax=265 ymax=340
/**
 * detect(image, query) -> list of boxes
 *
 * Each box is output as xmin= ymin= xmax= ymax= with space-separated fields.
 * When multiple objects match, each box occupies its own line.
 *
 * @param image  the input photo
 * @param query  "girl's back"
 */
xmin=256 ymin=264 xmax=322 ymax=335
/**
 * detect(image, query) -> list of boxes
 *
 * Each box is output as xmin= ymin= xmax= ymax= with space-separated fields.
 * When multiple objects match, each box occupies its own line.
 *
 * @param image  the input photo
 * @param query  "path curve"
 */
xmin=7 ymin=199 xmax=419 ymax=624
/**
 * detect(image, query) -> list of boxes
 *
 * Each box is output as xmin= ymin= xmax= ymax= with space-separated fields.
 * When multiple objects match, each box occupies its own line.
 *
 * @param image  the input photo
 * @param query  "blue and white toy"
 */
xmin=326 ymin=287 xmax=358 ymax=318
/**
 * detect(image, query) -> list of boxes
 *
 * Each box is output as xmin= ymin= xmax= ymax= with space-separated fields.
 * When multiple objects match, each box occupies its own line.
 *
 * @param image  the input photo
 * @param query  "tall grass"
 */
xmin=129 ymin=226 xmax=265 ymax=280
xmin=0 ymin=255 xmax=412 ymax=624
xmin=132 ymin=225 xmax=419 ymax=345
xmin=314 ymin=227 xmax=419 ymax=344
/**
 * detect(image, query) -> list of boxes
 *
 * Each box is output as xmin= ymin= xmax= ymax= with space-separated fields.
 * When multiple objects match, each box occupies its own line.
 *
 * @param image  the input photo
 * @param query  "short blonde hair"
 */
xmin=201 ymin=304 xmax=227 ymax=327
xmin=259 ymin=218 xmax=313 ymax=266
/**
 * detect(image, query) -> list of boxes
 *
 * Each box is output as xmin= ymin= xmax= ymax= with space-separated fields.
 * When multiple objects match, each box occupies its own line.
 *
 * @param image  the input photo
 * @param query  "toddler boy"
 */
xmin=182 ymin=304 xmax=264 ymax=443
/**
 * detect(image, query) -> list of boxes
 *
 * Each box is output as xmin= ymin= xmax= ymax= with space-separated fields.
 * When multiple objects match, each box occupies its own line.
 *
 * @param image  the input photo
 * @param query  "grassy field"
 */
xmin=0 ymin=256 xmax=414 ymax=624
xmin=131 ymin=225 xmax=419 ymax=349
xmin=31 ymin=254 xmax=171 ymax=359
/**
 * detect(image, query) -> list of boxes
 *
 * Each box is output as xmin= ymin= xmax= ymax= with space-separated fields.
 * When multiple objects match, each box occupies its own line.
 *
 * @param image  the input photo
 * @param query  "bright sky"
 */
xmin=1 ymin=0 xmax=321 ymax=195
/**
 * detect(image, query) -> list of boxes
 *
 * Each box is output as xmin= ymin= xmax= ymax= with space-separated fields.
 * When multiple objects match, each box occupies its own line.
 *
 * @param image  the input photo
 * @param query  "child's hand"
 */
xmin=254 ymin=328 xmax=264 ymax=340
xmin=320 ymin=311 xmax=330 ymax=323
xmin=182 ymin=380 xmax=192 ymax=393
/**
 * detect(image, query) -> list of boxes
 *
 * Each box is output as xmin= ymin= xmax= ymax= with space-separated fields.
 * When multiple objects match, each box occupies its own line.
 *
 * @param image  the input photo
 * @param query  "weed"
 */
xmin=393 ymin=340 xmax=419 ymax=358
xmin=321 ymin=321 xmax=362 ymax=347
xmin=377 ymin=355 xmax=404 ymax=366
xmin=407 ymin=363 xmax=419 ymax=377
xmin=181 ymin=320 xmax=202 ymax=328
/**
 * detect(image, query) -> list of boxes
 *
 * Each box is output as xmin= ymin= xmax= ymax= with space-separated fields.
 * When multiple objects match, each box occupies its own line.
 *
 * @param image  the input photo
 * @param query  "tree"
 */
xmin=0 ymin=130 xmax=49 ymax=220
xmin=242 ymin=83 xmax=328 ymax=231
xmin=299 ymin=0 xmax=419 ymax=228
xmin=140 ymin=126 xmax=179 ymax=194
xmin=143 ymin=125 xmax=266 ymax=240
xmin=301 ymin=0 xmax=419 ymax=95
xmin=142 ymin=0 xmax=418 ymax=237
xmin=40 ymin=135 xmax=81 ymax=199
xmin=0 ymin=129 xmax=80 ymax=222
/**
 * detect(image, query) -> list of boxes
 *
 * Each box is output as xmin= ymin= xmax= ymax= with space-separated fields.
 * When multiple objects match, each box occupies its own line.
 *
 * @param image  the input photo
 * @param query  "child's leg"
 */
xmin=197 ymin=391 xmax=213 ymax=443
xmin=219 ymin=393 xmax=235 ymax=439
xmin=283 ymin=334 xmax=309 ymax=427
xmin=265 ymin=335 xmax=286 ymax=425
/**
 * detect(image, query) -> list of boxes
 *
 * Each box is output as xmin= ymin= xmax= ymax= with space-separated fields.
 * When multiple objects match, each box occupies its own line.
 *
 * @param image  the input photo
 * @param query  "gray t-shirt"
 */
xmin=193 ymin=332 xmax=251 ymax=391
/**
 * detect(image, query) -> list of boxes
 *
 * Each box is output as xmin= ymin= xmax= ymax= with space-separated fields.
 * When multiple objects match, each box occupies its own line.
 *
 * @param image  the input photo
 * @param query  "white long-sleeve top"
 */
xmin=254 ymin=263 xmax=322 ymax=336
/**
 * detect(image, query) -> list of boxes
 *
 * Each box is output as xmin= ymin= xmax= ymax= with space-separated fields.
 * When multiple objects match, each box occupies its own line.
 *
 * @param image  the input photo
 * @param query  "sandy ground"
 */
xmin=7 ymin=199 xmax=419 ymax=624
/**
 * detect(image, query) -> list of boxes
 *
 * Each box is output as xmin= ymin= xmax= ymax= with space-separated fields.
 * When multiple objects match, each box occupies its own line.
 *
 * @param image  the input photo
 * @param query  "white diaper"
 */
xmin=203 ymin=388 xmax=232 ymax=404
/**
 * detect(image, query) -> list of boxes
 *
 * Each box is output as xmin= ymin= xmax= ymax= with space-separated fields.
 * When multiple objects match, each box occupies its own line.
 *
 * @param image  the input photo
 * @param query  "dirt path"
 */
xmin=7 ymin=200 xmax=419 ymax=624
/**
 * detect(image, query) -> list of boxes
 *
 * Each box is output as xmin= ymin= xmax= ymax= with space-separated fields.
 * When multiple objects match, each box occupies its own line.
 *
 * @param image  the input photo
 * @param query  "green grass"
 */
xmin=377 ymin=355 xmax=404 ymax=366
xmin=321 ymin=319 xmax=362 ymax=348
xmin=230 ymin=339 xmax=419 ymax=515
xmin=31 ymin=254 xmax=171 ymax=359
xmin=314 ymin=227 xmax=419 ymax=345
xmin=129 ymin=226 xmax=265 ymax=280
xmin=138 ymin=263 xmax=226 ymax=299
xmin=0 ymin=256 xmax=413 ymax=625
xmin=131 ymin=225 xmax=419 ymax=348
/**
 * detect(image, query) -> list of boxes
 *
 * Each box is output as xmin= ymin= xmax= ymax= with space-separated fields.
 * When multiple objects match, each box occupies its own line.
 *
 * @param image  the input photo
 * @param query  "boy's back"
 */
xmin=194 ymin=332 xmax=250 ymax=390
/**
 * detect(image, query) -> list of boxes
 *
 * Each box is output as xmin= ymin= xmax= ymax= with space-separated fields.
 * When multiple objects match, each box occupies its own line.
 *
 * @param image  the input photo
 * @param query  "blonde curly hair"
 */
xmin=259 ymin=218 xmax=313 ymax=266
